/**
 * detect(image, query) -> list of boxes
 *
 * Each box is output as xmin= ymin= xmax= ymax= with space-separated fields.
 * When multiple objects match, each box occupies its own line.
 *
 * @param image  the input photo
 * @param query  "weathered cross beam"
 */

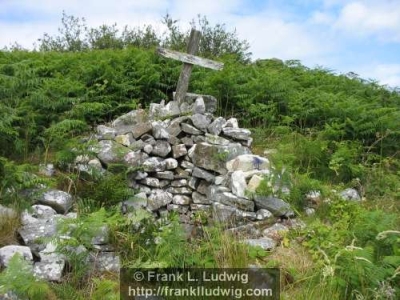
xmin=157 ymin=28 xmax=224 ymax=104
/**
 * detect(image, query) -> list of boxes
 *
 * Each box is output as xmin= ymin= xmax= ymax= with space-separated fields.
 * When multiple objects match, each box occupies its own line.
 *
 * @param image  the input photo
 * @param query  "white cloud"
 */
xmin=334 ymin=1 xmax=400 ymax=41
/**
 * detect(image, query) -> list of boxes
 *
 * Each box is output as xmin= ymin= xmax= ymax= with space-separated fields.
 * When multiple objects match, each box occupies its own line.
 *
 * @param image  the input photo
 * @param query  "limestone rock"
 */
xmin=244 ymin=238 xmax=277 ymax=250
xmin=96 ymin=125 xmax=117 ymax=139
xmin=181 ymin=123 xmax=202 ymax=135
xmin=193 ymin=97 xmax=206 ymax=114
xmin=226 ymin=154 xmax=270 ymax=172
xmin=222 ymin=127 xmax=251 ymax=141
xmin=115 ymin=134 xmax=133 ymax=146
xmin=208 ymin=117 xmax=226 ymax=136
xmin=172 ymin=144 xmax=187 ymax=158
xmin=247 ymin=175 xmax=264 ymax=193
xmin=192 ymin=167 xmax=215 ymax=183
xmin=142 ymin=157 xmax=166 ymax=172
xmin=151 ymin=140 xmax=171 ymax=157
xmin=147 ymin=190 xmax=173 ymax=211
xmin=205 ymin=133 xmax=230 ymax=146
xmin=231 ymin=171 xmax=247 ymax=198
xmin=191 ymin=142 xmax=251 ymax=175
xmin=94 ymin=140 xmax=131 ymax=165
xmin=88 ymin=252 xmax=120 ymax=273
xmin=152 ymin=121 xmax=170 ymax=140
xmin=0 ymin=245 xmax=33 ymax=267
xmin=190 ymin=114 xmax=212 ymax=131
xmin=131 ymin=122 xmax=152 ymax=138
xmin=172 ymin=195 xmax=191 ymax=205
xmin=214 ymin=192 xmax=254 ymax=211
xmin=37 ymin=189 xmax=73 ymax=214
xmin=340 ymin=188 xmax=361 ymax=201
xmin=254 ymin=195 xmax=294 ymax=217
xmin=192 ymin=192 xmax=210 ymax=204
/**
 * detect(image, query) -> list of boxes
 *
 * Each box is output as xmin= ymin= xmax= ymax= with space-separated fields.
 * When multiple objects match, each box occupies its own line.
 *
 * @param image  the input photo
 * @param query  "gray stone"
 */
xmin=244 ymin=238 xmax=277 ymax=250
xmin=340 ymin=188 xmax=361 ymax=201
xmin=205 ymin=133 xmax=230 ymax=146
xmin=88 ymin=252 xmax=120 ymax=273
xmin=192 ymin=167 xmax=215 ymax=183
xmin=212 ymin=202 xmax=237 ymax=223
xmin=181 ymin=123 xmax=202 ymax=135
xmin=214 ymin=192 xmax=254 ymax=211
xmin=168 ymin=136 xmax=180 ymax=145
xmin=0 ymin=245 xmax=33 ymax=267
xmin=206 ymin=185 xmax=230 ymax=199
xmin=190 ymin=204 xmax=211 ymax=211
xmin=306 ymin=190 xmax=322 ymax=207
xmin=226 ymin=154 xmax=270 ymax=172
xmin=96 ymin=125 xmax=117 ymax=139
xmin=143 ymin=144 xmax=153 ymax=154
xmin=181 ymin=136 xmax=194 ymax=147
xmin=124 ymin=150 xmax=148 ymax=167
xmin=154 ymin=171 xmax=174 ymax=180
xmin=147 ymin=190 xmax=173 ymax=211
xmin=227 ymin=224 xmax=260 ymax=238
xmin=164 ymin=158 xmax=178 ymax=170
xmin=129 ymin=139 xmax=146 ymax=151
xmin=112 ymin=109 xmax=148 ymax=128
xmin=171 ymin=179 xmax=188 ymax=187
xmin=231 ymin=171 xmax=247 ymax=198
xmin=192 ymin=192 xmax=210 ymax=204
xmin=151 ymin=140 xmax=171 ymax=157
xmin=208 ymin=117 xmax=226 ymax=136
xmin=132 ymin=171 xmax=148 ymax=180
xmin=30 ymin=205 xmax=57 ymax=219
xmin=172 ymin=195 xmax=191 ymax=205
xmin=254 ymin=195 xmax=294 ymax=217
xmin=140 ymin=133 xmax=156 ymax=145
xmin=91 ymin=225 xmax=109 ymax=245
xmin=140 ymin=177 xmax=161 ymax=188
xmin=122 ymin=194 xmax=147 ymax=212
xmin=256 ymin=209 xmax=274 ymax=221
xmin=193 ymin=97 xmax=206 ymax=114
xmin=188 ymin=177 xmax=199 ymax=190
xmin=197 ymin=180 xmax=211 ymax=195
xmin=190 ymin=114 xmax=212 ymax=131
xmin=247 ymin=175 xmax=264 ymax=193
xmin=191 ymin=142 xmax=251 ymax=175
xmin=132 ymin=122 xmax=152 ymax=139
xmin=115 ymin=134 xmax=134 ymax=146
xmin=94 ymin=140 xmax=131 ymax=166
xmin=39 ymin=163 xmax=56 ymax=177
xmin=181 ymin=160 xmax=194 ymax=170
xmin=37 ymin=189 xmax=73 ymax=214
xmin=193 ymin=135 xmax=206 ymax=144
xmin=214 ymin=175 xmax=228 ymax=186
xmin=167 ymin=116 xmax=188 ymax=136
xmin=149 ymin=100 xmax=181 ymax=119
xmin=172 ymin=144 xmax=187 ymax=158
xmin=167 ymin=204 xmax=189 ymax=214
xmin=177 ymin=93 xmax=217 ymax=114
xmin=222 ymin=127 xmax=251 ymax=140
xmin=223 ymin=118 xmax=239 ymax=128
xmin=152 ymin=121 xmax=170 ymax=140
xmin=166 ymin=187 xmax=192 ymax=195
xmin=33 ymin=242 xmax=65 ymax=282
xmin=142 ymin=157 xmax=166 ymax=172
xmin=262 ymin=223 xmax=289 ymax=239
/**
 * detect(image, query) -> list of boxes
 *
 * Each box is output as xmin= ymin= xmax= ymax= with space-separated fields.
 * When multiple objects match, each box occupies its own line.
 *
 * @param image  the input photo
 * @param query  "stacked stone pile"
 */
xmin=84 ymin=96 xmax=299 ymax=243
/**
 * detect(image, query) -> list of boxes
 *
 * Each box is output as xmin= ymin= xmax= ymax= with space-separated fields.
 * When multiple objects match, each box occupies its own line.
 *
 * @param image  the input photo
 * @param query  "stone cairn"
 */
xmin=89 ymin=95 xmax=301 ymax=246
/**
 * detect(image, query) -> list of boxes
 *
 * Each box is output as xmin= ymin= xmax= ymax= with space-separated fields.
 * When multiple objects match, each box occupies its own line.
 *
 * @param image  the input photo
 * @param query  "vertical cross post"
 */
xmin=174 ymin=29 xmax=201 ymax=104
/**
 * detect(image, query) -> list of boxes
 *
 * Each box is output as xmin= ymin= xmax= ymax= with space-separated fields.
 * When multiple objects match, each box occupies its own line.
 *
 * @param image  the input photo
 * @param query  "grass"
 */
xmin=0 ymin=212 xmax=21 ymax=247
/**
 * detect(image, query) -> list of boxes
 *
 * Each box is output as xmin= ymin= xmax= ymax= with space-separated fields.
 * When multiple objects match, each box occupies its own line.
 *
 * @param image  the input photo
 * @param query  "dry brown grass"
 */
xmin=0 ymin=213 xmax=21 ymax=247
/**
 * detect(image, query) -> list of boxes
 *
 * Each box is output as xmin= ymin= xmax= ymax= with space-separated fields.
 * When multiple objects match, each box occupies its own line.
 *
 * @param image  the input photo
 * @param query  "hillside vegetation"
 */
xmin=0 ymin=14 xmax=399 ymax=299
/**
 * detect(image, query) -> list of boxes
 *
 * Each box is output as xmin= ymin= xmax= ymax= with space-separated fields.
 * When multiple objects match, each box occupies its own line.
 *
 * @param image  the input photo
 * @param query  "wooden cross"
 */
xmin=157 ymin=28 xmax=224 ymax=104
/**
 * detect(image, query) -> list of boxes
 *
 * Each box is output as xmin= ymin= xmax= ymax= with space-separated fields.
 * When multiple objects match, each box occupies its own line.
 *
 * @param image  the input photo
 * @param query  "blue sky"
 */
xmin=1 ymin=0 xmax=399 ymax=87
